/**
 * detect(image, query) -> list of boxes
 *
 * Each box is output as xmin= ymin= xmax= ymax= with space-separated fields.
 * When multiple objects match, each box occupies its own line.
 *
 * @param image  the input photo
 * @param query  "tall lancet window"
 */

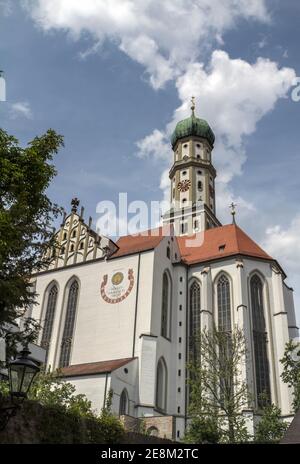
xmin=250 ymin=275 xmax=271 ymax=407
xmin=119 ymin=389 xmax=129 ymax=416
xmin=217 ymin=274 xmax=232 ymax=404
xmin=156 ymin=358 xmax=167 ymax=412
xmin=59 ymin=280 xmax=79 ymax=368
xmin=161 ymin=272 xmax=171 ymax=339
xmin=41 ymin=283 xmax=58 ymax=364
xmin=189 ymin=281 xmax=201 ymax=361
xmin=217 ymin=275 xmax=231 ymax=332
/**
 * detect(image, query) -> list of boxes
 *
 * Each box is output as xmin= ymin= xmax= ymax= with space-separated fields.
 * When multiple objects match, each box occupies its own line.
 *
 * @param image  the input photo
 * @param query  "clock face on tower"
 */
xmin=177 ymin=179 xmax=191 ymax=192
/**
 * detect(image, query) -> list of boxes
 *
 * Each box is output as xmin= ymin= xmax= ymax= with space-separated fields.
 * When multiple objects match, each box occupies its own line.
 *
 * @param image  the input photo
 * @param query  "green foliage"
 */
xmin=0 ymin=371 xmax=125 ymax=444
xmin=255 ymin=403 xmax=287 ymax=443
xmin=280 ymin=340 xmax=300 ymax=413
xmin=184 ymin=415 xmax=222 ymax=444
xmin=27 ymin=369 xmax=93 ymax=417
xmin=0 ymin=128 xmax=63 ymax=358
xmin=187 ymin=326 xmax=251 ymax=443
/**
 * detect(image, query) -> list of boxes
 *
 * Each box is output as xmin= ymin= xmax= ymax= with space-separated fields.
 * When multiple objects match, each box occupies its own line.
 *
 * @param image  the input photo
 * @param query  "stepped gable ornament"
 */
xmin=71 ymin=197 xmax=80 ymax=213
xmin=100 ymin=269 xmax=134 ymax=304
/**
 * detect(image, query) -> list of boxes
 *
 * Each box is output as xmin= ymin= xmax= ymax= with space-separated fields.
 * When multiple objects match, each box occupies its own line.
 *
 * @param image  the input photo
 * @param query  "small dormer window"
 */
xmin=219 ymin=244 xmax=226 ymax=252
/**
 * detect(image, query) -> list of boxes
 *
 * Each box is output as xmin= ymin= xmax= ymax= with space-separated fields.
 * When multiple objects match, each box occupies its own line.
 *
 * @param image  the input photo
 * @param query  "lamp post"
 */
xmin=0 ymin=348 xmax=40 ymax=431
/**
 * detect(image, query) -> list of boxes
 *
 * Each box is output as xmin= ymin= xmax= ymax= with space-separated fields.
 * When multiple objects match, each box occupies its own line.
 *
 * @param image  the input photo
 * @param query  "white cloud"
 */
xmin=0 ymin=0 xmax=13 ymax=16
xmin=263 ymin=215 xmax=300 ymax=322
xmin=9 ymin=101 xmax=32 ymax=119
xmin=263 ymin=216 xmax=300 ymax=276
xmin=136 ymin=129 xmax=169 ymax=161
xmin=137 ymin=51 xmax=295 ymax=220
xmin=23 ymin=0 xmax=269 ymax=88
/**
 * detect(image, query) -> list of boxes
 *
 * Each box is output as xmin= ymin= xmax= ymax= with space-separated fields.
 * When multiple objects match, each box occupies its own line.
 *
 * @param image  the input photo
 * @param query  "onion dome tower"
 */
xmin=163 ymin=97 xmax=221 ymax=235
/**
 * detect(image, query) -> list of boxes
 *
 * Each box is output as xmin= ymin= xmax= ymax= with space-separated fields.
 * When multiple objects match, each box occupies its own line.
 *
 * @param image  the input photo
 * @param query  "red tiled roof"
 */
xmin=177 ymin=224 xmax=272 ymax=265
xmin=111 ymin=227 xmax=166 ymax=258
xmin=109 ymin=223 xmax=273 ymax=266
xmin=60 ymin=357 xmax=135 ymax=377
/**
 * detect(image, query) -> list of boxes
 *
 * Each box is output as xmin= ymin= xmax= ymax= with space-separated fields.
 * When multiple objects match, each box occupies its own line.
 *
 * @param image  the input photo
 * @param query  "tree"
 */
xmin=28 ymin=369 xmax=94 ymax=417
xmin=0 ymin=128 xmax=63 ymax=359
xmin=0 ymin=372 xmax=125 ymax=444
xmin=187 ymin=326 xmax=251 ymax=443
xmin=280 ymin=339 xmax=300 ymax=413
xmin=255 ymin=403 xmax=287 ymax=443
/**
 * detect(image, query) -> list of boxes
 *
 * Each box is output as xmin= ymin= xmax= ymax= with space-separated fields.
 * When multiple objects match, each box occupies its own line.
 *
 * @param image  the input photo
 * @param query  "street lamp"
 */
xmin=0 ymin=348 xmax=40 ymax=431
xmin=9 ymin=348 xmax=40 ymax=399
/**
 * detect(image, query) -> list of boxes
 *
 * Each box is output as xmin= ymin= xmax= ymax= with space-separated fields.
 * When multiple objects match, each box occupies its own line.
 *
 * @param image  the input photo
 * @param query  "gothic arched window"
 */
xmin=189 ymin=281 xmax=201 ymax=361
xmin=119 ymin=389 xmax=129 ymax=416
xmin=217 ymin=275 xmax=231 ymax=332
xmin=156 ymin=358 xmax=167 ymax=411
xmin=59 ymin=280 xmax=79 ymax=368
xmin=250 ymin=274 xmax=271 ymax=407
xmin=41 ymin=283 xmax=58 ymax=364
xmin=161 ymin=272 xmax=171 ymax=339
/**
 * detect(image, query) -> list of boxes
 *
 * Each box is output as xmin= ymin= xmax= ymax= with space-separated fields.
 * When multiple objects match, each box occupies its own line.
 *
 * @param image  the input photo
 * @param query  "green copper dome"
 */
xmin=171 ymin=114 xmax=215 ymax=148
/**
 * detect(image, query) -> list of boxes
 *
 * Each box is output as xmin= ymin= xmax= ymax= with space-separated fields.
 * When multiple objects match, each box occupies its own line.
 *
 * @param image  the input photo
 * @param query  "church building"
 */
xmin=27 ymin=100 xmax=298 ymax=440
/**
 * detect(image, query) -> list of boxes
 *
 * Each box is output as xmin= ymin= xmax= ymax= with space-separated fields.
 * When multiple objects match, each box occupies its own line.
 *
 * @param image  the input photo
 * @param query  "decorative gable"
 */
xmin=44 ymin=198 xmax=118 ymax=270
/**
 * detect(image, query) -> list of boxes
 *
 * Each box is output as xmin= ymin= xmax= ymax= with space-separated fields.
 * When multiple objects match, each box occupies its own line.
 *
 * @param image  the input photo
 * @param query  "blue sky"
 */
xmin=0 ymin=0 xmax=299 ymax=321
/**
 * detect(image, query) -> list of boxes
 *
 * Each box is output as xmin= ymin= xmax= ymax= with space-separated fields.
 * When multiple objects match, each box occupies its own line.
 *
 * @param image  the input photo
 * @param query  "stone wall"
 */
xmin=0 ymin=400 xmax=175 ymax=444
xmin=120 ymin=414 xmax=176 ymax=440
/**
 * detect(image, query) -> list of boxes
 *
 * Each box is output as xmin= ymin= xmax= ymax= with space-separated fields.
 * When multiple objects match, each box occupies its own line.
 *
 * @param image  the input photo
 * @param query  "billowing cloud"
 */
xmin=9 ymin=101 xmax=32 ymax=119
xmin=137 ymin=51 xmax=295 ymax=221
xmin=263 ymin=215 xmax=300 ymax=318
xmin=136 ymin=129 xmax=169 ymax=161
xmin=263 ymin=215 xmax=300 ymax=276
xmin=0 ymin=0 xmax=13 ymax=17
xmin=23 ymin=0 xmax=269 ymax=88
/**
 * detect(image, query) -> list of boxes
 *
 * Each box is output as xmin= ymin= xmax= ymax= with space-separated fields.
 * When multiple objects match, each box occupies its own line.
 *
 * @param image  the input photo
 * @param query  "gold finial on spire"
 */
xmin=191 ymin=96 xmax=195 ymax=116
xmin=229 ymin=202 xmax=237 ymax=224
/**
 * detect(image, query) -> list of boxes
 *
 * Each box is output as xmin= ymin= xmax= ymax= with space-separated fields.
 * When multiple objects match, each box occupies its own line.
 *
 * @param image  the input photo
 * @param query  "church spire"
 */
xmin=163 ymin=98 xmax=220 ymax=235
